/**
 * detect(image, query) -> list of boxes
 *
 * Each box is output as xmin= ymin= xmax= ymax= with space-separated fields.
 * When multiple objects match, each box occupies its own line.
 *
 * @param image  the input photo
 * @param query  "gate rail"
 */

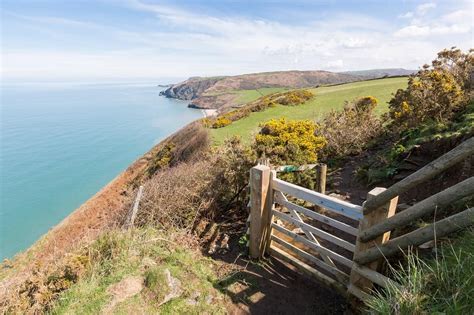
xmin=248 ymin=136 xmax=474 ymax=301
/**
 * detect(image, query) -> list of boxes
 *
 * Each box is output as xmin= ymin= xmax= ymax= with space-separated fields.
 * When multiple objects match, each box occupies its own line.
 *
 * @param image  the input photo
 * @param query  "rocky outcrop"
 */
xmin=159 ymin=77 xmax=224 ymax=100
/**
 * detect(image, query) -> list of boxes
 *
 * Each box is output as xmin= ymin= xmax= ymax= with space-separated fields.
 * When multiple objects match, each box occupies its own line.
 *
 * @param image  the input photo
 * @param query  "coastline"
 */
xmin=0 ymin=129 xmax=177 ymax=296
xmin=201 ymin=109 xmax=218 ymax=117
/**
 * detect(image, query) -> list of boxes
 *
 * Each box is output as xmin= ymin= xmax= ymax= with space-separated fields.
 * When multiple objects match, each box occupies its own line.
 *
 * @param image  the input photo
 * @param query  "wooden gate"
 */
xmin=248 ymin=165 xmax=372 ymax=295
xmin=248 ymin=136 xmax=474 ymax=301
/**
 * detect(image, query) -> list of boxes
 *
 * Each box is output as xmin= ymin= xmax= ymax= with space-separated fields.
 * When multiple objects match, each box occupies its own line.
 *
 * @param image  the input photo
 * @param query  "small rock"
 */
xmin=158 ymin=269 xmax=183 ymax=306
xmin=105 ymin=276 xmax=144 ymax=312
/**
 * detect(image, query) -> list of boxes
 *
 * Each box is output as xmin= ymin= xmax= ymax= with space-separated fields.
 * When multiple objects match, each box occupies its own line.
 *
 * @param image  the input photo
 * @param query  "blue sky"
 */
xmin=1 ymin=0 xmax=472 ymax=82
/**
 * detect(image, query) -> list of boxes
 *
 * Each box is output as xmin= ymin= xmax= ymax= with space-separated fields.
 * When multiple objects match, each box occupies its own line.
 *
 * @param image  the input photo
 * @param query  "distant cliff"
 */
xmin=160 ymin=70 xmax=364 ymax=110
xmin=160 ymin=77 xmax=224 ymax=101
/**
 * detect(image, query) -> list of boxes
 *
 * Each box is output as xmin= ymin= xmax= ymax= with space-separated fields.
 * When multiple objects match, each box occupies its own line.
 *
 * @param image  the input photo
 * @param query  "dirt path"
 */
xmin=201 ymin=222 xmax=350 ymax=315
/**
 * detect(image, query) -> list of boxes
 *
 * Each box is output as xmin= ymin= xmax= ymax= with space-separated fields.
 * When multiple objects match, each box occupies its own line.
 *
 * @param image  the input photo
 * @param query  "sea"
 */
xmin=0 ymin=82 xmax=202 ymax=259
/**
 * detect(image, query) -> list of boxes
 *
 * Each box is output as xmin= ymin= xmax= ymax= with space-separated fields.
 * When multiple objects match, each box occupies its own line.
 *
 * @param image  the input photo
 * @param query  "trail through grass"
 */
xmin=210 ymin=77 xmax=407 ymax=144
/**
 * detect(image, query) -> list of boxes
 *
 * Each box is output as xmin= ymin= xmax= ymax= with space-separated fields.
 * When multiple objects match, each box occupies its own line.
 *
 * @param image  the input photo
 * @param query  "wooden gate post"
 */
xmin=316 ymin=163 xmax=327 ymax=194
xmin=249 ymin=164 xmax=273 ymax=259
xmin=349 ymin=187 xmax=398 ymax=298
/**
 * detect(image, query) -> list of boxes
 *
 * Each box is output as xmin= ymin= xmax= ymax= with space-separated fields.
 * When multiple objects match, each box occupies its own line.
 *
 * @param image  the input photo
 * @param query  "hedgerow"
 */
xmin=205 ymin=89 xmax=315 ymax=129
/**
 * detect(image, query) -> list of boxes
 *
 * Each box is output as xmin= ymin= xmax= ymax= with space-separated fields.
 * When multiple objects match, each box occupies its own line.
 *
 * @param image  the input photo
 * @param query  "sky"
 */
xmin=1 ymin=0 xmax=473 ymax=82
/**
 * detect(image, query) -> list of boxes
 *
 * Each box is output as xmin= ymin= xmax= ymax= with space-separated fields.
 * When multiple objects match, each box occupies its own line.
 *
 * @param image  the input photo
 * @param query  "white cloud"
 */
xmin=394 ymin=1 xmax=472 ymax=38
xmin=1 ymin=0 xmax=472 ymax=81
xmin=325 ymin=59 xmax=344 ymax=69
xmin=394 ymin=24 xmax=470 ymax=37
xmin=398 ymin=12 xmax=414 ymax=19
xmin=416 ymin=2 xmax=437 ymax=16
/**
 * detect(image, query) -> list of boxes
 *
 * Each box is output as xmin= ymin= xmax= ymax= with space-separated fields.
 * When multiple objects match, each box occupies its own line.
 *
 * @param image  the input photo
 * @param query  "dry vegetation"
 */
xmin=320 ymin=96 xmax=383 ymax=157
xmin=138 ymin=124 xmax=255 ymax=232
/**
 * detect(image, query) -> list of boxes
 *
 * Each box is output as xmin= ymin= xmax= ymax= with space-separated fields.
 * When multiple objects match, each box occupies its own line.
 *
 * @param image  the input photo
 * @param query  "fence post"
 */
xmin=265 ymin=170 xmax=277 ymax=254
xmin=349 ymin=187 xmax=398 ymax=296
xmin=249 ymin=164 xmax=272 ymax=259
xmin=316 ymin=163 xmax=327 ymax=194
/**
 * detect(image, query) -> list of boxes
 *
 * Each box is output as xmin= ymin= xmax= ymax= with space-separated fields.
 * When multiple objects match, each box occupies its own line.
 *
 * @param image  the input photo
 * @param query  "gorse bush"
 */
xmin=320 ymin=96 xmax=382 ymax=157
xmin=253 ymin=118 xmax=326 ymax=166
xmin=389 ymin=48 xmax=473 ymax=129
xmin=210 ymin=117 xmax=232 ymax=128
xmin=204 ymin=89 xmax=315 ymax=128
xmin=275 ymin=89 xmax=314 ymax=106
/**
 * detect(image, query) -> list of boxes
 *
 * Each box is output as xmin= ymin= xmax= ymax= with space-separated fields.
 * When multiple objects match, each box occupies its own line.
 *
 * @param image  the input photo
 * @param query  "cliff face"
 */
xmin=160 ymin=70 xmax=366 ymax=110
xmin=160 ymin=77 xmax=224 ymax=100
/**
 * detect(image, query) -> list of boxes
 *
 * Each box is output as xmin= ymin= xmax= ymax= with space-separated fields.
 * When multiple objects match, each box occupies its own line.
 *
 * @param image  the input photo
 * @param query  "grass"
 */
xmin=232 ymin=87 xmax=290 ymax=104
xmin=355 ymin=100 xmax=474 ymax=185
xmin=203 ymin=87 xmax=289 ymax=105
xmin=366 ymin=229 xmax=474 ymax=314
xmin=5 ymin=228 xmax=229 ymax=314
xmin=210 ymin=77 xmax=408 ymax=144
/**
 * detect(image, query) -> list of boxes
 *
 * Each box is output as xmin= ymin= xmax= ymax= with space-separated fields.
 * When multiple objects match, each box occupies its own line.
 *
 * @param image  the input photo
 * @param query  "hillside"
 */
xmin=2 ymin=48 xmax=472 ymax=314
xmin=341 ymin=68 xmax=416 ymax=78
xmin=211 ymin=77 xmax=408 ymax=144
xmin=160 ymin=70 xmax=366 ymax=110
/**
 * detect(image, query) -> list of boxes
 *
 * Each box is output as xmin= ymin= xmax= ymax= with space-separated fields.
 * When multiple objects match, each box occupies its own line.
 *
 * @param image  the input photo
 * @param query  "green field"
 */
xmin=204 ymin=87 xmax=289 ymax=105
xmin=232 ymin=87 xmax=290 ymax=104
xmin=210 ymin=77 xmax=408 ymax=144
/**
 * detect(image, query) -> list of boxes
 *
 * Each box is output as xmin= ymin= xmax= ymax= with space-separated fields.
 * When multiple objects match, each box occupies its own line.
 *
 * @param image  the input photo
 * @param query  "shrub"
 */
xmin=389 ymin=48 xmax=472 ymax=129
xmin=320 ymin=96 xmax=383 ymax=157
xmin=140 ymin=159 xmax=220 ymax=229
xmin=213 ymin=136 xmax=256 ymax=209
xmin=139 ymin=137 xmax=256 ymax=229
xmin=276 ymin=90 xmax=314 ymax=106
xmin=211 ymin=117 xmax=232 ymax=128
xmin=1 ymin=254 xmax=89 ymax=313
xmin=253 ymin=118 xmax=326 ymax=166
xmin=147 ymin=122 xmax=209 ymax=176
xmin=205 ymin=89 xmax=315 ymax=129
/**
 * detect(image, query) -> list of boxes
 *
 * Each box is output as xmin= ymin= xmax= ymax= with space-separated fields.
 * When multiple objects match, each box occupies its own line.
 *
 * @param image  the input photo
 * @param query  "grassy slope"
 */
xmin=232 ymin=87 xmax=290 ymax=104
xmin=210 ymin=77 xmax=408 ymax=144
xmin=367 ymin=229 xmax=474 ymax=314
xmin=50 ymin=228 xmax=229 ymax=314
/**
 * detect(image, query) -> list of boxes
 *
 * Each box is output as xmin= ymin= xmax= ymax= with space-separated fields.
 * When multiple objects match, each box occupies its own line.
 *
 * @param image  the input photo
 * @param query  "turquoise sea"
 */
xmin=0 ymin=82 xmax=202 ymax=259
